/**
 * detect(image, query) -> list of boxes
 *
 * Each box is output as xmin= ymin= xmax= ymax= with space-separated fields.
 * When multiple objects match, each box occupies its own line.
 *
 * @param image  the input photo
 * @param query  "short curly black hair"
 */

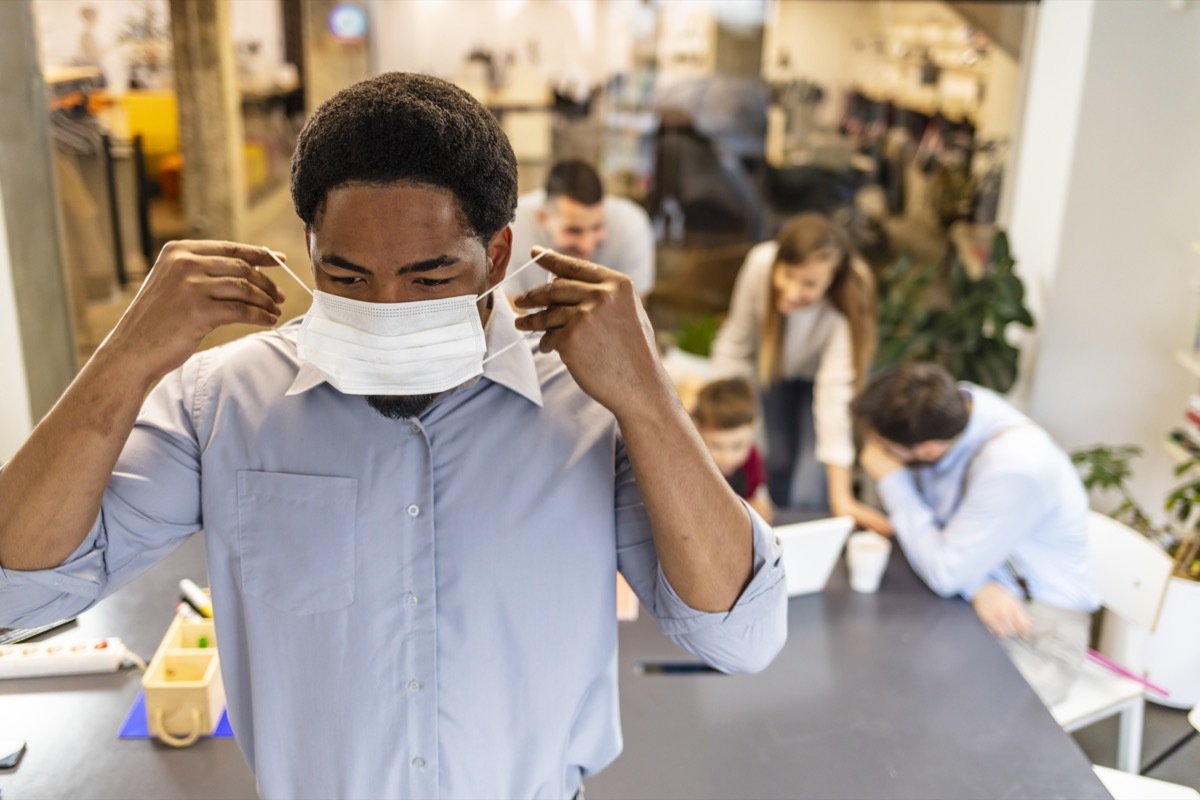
xmin=290 ymin=72 xmax=518 ymax=241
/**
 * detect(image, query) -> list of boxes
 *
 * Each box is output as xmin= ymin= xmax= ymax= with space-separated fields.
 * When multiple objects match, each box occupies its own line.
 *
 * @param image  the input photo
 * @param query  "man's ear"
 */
xmin=486 ymin=226 xmax=514 ymax=285
xmin=535 ymin=205 xmax=550 ymax=230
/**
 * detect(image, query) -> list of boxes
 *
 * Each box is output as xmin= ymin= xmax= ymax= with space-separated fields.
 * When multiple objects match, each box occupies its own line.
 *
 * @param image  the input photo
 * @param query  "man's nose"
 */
xmin=365 ymin=281 xmax=408 ymax=304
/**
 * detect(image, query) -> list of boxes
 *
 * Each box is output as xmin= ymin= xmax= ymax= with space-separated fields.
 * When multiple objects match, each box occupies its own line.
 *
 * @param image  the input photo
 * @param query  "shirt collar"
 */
xmin=283 ymin=295 xmax=544 ymax=407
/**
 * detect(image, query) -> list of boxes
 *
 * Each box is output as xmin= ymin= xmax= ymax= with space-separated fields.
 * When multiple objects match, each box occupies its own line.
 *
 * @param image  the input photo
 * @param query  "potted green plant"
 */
xmin=875 ymin=229 xmax=1034 ymax=393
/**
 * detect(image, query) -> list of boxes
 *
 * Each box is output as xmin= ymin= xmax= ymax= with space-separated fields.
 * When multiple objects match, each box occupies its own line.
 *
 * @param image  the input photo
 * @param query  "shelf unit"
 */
xmin=1168 ymin=349 xmax=1200 ymax=474
xmin=1173 ymin=348 xmax=1200 ymax=380
xmin=1163 ymin=436 xmax=1195 ymax=466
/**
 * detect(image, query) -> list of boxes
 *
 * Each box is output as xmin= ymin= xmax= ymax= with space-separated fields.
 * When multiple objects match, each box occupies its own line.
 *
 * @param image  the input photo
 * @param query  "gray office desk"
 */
xmin=0 ymin=534 xmax=1109 ymax=799
xmin=587 ymin=550 xmax=1111 ymax=800
xmin=0 ymin=534 xmax=257 ymax=799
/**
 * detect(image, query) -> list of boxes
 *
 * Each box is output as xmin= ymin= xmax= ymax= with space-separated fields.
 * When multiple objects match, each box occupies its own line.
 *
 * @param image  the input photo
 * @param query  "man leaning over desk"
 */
xmin=853 ymin=363 xmax=1098 ymax=706
xmin=0 ymin=72 xmax=786 ymax=799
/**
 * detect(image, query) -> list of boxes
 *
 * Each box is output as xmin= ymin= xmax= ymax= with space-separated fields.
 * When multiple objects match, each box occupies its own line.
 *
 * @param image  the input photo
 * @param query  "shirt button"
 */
xmin=407 ymin=504 xmax=420 ymax=517
xmin=410 ymin=422 xmax=421 ymax=433
xmin=407 ymin=680 xmax=421 ymax=692
xmin=412 ymin=756 xmax=425 ymax=769
xmin=406 ymin=595 xmax=418 ymax=607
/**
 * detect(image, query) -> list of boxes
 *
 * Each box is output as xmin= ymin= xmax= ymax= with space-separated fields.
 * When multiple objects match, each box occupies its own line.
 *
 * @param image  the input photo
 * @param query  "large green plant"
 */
xmin=1069 ymin=445 xmax=1155 ymax=535
xmin=875 ymin=230 xmax=1034 ymax=393
xmin=1070 ymin=443 xmax=1200 ymax=580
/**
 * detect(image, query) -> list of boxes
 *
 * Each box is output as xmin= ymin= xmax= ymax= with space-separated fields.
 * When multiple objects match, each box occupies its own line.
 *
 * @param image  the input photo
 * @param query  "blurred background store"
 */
xmin=3 ymin=0 xmax=1200 ymax=785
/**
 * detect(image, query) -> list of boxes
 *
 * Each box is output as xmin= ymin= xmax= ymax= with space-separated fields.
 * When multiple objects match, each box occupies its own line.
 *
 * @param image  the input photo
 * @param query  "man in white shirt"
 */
xmin=507 ymin=160 xmax=656 ymax=296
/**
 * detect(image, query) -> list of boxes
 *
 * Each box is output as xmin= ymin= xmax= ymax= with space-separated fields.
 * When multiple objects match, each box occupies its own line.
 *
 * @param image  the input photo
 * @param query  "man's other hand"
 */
xmin=971 ymin=581 xmax=1034 ymax=639
xmin=513 ymin=247 xmax=667 ymax=418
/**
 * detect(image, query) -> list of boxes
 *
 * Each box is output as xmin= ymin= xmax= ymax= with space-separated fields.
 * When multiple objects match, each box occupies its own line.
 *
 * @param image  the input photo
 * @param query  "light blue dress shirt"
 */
xmin=876 ymin=384 xmax=1099 ymax=612
xmin=0 ymin=298 xmax=787 ymax=799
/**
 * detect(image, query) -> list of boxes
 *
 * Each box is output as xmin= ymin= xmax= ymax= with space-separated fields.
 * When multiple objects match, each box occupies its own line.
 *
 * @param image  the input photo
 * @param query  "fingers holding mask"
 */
xmin=508 ymin=248 xmax=665 ymax=416
xmin=103 ymin=240 xmax=290 ymax=384
xmin=202 ymin=256 xmax=287 ymax=304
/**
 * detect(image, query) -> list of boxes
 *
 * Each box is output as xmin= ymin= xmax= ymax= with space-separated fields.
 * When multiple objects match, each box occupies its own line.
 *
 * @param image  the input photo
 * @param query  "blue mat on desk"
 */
xmin=118 ymin=690 xmax=234 ymax=739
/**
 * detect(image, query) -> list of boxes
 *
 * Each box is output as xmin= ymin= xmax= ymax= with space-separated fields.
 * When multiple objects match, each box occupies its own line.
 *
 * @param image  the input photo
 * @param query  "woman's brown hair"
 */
xmin=758 ymin=213 xmax=878 ymax=391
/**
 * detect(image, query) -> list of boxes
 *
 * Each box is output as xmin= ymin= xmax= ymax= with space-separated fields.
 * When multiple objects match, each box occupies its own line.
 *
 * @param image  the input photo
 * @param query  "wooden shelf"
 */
xmin=1174 ymin=349 xmax=1200 ymax=380
xmin=1164 ymin=438 xmax=1200 ymax=480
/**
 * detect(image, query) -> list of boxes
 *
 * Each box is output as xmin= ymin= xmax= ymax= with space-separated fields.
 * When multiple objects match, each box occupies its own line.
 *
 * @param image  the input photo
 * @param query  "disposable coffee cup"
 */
xmin=846 ymin=531 xmax=892 ymax=593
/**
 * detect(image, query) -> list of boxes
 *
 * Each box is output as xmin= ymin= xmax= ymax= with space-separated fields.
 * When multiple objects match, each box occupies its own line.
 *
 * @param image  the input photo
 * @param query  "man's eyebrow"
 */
xmin=397 ymin=255 xmax=460 ymax=275
xmin=319 ymin=254 xmax=460 ymax=275
xmin=319 ymin=254 xmax=370 ymax=274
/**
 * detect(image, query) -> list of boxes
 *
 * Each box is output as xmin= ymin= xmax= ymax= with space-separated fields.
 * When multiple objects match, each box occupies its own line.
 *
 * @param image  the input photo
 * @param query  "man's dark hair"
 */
xmin=290 ymin=72 xmax=518 ymax=241
xmin=851 ymin=363 xmax=970 ymax=446
xmin=693 ymin=377 xmax=757 ymax=431
xmin=544 ymin=159 xmax=604 ymax=206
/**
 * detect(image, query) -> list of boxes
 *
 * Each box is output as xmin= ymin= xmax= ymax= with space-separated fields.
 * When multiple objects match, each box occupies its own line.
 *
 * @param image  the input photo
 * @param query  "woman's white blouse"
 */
xmin=710 ymin=241 xmax=856 ymax=468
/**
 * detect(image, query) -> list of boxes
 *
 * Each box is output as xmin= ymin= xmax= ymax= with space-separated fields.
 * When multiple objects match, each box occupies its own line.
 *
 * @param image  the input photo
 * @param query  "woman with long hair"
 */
xmin=711 ymin=213 xmax=891 ymax=533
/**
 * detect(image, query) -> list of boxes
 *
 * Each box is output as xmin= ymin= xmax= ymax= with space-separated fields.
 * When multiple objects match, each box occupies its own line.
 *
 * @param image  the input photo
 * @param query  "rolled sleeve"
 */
xmin=616 ymin=470 xmax=787 ymax=675
xmin=0 ymin=513 xmax=108 ymax=626
xmin=0 ymin=359 xmax=205 ymax=628
xmin=709 ymin=242 xmax=775 ymax=380
xmin=652 ymin=501 xmax=785 ymax=633
xmin=812 ymin=316 xmax=855 ymax=468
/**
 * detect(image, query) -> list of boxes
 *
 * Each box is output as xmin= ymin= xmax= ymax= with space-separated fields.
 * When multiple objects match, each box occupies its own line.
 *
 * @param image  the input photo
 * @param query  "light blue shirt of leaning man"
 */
xmin=877 ymin=384 xmax=1099 ymax=612
xmin=0 ymin=296 xmax=787 ymax=800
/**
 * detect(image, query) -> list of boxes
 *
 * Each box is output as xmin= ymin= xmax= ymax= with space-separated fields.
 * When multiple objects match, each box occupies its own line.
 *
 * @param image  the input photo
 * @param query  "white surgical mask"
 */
xmin=267 ymin=249 xmax=548 ymax=396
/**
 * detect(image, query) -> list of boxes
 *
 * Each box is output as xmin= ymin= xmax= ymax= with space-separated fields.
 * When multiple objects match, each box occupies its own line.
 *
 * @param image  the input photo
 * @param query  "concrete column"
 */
xmin=169 ymin=0 xmax=246 ymax=241
xmin=1009 ymin=0 xmax=1200 ymax=504
xmin=0 ymin=0 xmax=77 ymax=426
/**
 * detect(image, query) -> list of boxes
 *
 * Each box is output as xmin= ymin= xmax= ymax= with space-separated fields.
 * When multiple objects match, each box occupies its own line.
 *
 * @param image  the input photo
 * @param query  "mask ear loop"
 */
xmin=475 ymin=248 xmax=551 ymax=303
xmin=478 ymin=249 xmax=553 ymax=366
xmin=266 ymin=250 xmax=314 ymax=298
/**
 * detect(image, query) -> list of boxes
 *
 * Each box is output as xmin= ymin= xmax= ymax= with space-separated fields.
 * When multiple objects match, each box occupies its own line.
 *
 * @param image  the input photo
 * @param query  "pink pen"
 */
xmin=1086 ymin=648 xmax=1170 ymax=697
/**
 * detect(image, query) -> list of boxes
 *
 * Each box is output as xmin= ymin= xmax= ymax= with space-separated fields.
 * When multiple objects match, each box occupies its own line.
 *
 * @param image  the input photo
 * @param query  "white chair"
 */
xmin=1092 ymin=765 xmax=1199 ymax=800
xmin=1051 ymin=511 xmax=1175 ymax=773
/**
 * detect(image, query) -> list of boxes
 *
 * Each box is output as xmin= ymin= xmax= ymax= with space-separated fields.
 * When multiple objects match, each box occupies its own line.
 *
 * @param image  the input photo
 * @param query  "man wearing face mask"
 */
xmin=852 ymin=363 xmax=1097 ymax=706
xmin=0 ymin=73 xmax=785 ymax=799
xmin=505 ymin=159 xmax=656 ymax=297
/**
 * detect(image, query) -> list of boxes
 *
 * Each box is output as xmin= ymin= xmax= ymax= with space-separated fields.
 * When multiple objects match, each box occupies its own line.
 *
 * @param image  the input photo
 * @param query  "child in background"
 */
xmin=692 ymin=378 xmax=774 ymax=524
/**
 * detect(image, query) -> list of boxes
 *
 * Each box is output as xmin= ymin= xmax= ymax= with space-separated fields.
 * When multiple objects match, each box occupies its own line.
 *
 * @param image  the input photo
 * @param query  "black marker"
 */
xmin=634 ymin=661 xmax=721 ymax=675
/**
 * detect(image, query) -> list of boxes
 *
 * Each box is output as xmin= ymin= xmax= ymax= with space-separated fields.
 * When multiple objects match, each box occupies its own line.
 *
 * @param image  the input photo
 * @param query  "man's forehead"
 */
xmin=314 ymin=185 xmax=477 ymax=250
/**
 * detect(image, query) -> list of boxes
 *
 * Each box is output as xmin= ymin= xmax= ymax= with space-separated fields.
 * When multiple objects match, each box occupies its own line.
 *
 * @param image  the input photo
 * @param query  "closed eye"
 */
xmin=416 ymin=277 xmax=451 ymax=287
xmin=329 ymin=275 xmax=364 ymax=286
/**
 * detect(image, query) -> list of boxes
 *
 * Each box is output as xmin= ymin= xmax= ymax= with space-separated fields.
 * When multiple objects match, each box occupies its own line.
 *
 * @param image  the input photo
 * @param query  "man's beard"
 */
xmin=366 ymin=394 xmax=439 ymax=420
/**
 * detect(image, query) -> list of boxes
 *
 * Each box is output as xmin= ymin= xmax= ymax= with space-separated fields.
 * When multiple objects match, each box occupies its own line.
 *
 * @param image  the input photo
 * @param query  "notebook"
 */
xmin=774 ymin=516 xmax=855 ymax=596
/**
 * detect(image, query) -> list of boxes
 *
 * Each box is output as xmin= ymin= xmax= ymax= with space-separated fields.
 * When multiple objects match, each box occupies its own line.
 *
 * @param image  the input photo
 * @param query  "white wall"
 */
xmin=230 ymin=0 xmax=286 ymax=70
xmin=367 ymin=0 xmax=600 ymax=94
xmin=0 ymin=182 xmax=35 ymax=462
xmin=1015 ymin=0 xmax=1200 ymax=507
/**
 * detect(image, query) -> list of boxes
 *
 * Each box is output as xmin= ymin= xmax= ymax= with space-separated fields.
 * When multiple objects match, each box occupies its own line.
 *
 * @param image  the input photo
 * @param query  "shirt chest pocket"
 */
xmin=237 ymin=470 xmax=358 ymax=614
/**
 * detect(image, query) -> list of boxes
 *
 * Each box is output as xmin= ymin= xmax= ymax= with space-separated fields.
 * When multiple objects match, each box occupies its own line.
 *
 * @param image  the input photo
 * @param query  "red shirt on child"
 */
xmin=725 ymin=446 xmax=765 ymax=501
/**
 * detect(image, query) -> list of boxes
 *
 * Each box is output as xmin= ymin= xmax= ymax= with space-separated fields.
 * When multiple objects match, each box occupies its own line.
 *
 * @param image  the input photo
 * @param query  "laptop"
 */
xmin=775 ymin=516 xmax=855 ymax=596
